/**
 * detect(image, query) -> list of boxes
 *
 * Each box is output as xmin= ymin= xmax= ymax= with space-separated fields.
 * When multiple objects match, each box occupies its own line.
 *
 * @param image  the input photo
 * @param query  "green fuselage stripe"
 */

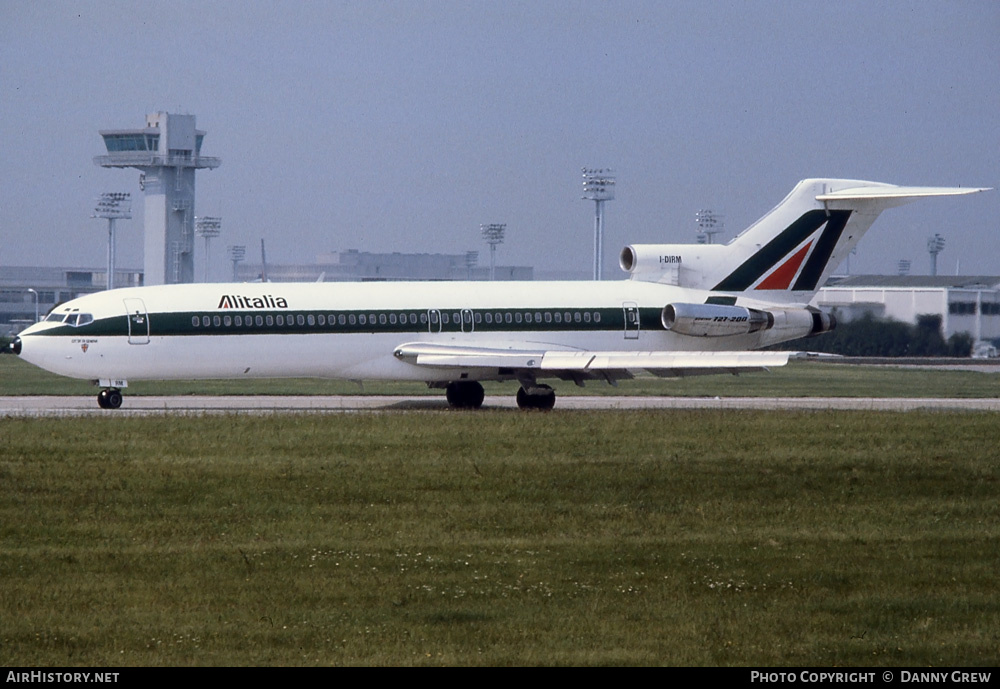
xmin=37 ymin=306 xmax=664 ymax=338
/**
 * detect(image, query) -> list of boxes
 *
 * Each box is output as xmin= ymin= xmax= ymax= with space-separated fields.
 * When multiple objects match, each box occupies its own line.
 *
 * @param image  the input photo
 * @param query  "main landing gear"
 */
xmin=445 ymin=381 xmax=485 ymax=409
xmin=443 ymin=380 xmax=557 ymax=410
xmin=97 ymin=388 xmax=123 ymax=410
xmin=516 ymin=384 xmax=556 ymax=411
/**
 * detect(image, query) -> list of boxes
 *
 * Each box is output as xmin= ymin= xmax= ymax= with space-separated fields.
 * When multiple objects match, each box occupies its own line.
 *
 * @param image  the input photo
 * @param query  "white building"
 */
xmin=815 ymin=275 xmax=1000 ymax=343
xmin=237 ymin=250 xmax=533 ymax=282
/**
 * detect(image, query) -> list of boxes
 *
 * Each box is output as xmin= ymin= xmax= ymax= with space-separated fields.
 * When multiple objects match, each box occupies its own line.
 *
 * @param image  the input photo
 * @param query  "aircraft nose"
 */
xmin=9 ymin=336 xmax=21 ymax=356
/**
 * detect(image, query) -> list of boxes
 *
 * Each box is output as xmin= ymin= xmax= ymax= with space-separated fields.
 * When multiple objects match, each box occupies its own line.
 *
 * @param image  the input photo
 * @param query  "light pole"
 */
xmin=196 ymin=217 xmax=222 ymax=282
xmin=927 ymin=234 xmax=946 ymax=276
xmin=481 ymin=224 xmax=505 ymax=281
xmin=27 ymin=288 xmax=38 ymax=323
xmin=582 ymin=168 xmax=615 ymax=280
xmin=695 ymin=209 xmax=724 ymax=244
xmin=228 ymin=245 xmax=246 ymax=282
xmin=92 ymin=192 xmax=132 ymax=290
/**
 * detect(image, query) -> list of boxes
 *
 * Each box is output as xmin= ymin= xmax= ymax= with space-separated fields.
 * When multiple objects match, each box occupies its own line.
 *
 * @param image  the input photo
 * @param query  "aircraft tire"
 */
xmin=516 ymin=385 xmax=555 ymax=411
xmin=445 ymin=381 xmax=485 ymax=409
xmin=105 ymin=389 xmax=123 ymax=410
xmin=97 ymin=390 xmax=109 ymax=409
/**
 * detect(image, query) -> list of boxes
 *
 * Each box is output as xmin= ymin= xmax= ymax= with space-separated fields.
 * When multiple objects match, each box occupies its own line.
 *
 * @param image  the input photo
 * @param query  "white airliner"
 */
xmin=10 ymin=179 xmax=989 ymax=410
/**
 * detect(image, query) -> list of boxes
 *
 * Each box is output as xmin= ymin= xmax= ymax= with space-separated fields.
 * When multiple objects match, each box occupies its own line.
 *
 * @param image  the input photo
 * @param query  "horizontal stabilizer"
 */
xmin=816 ymin=185 xmax=991 ymax=202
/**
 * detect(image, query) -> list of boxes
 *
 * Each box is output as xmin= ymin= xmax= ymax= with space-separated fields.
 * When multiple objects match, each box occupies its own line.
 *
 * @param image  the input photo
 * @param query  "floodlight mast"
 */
xmin=582 ymin=168 xmax=615 ymax=280
xmin=228 ymin=245 xmax=246 ymax=282
xmin=695 ymin=209 xmax=724 ymax=244
xmin=481 ymin=224 xmax=506 ymax=281
xmin=927 ymin=234 xmax=946 ymax=276
xmin=195 ymin=217 xmax=222 ymax=281
xmin=92 ymin=192 xmax=132 ymax=290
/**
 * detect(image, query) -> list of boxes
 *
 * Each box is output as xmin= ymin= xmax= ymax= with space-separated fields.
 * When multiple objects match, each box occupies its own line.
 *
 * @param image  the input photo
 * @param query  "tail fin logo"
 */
xmin=712 ymin=210 xmax=851 ymax=292
xmin=755 ymin=241 xmax=814 ymax=290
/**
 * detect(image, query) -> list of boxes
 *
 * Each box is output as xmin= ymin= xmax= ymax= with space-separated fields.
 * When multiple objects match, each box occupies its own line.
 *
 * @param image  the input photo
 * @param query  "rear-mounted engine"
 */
xmin=661 ymin=303 xmax=773 ymax=337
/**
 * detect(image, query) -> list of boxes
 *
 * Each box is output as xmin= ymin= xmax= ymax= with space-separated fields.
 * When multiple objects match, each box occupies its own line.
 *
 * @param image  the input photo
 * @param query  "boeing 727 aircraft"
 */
xmin=10 ymin=179 xmax=989 ymax=409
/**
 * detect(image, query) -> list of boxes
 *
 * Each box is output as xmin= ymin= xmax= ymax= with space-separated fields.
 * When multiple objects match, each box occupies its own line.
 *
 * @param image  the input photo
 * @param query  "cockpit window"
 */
xmin=47 ymin=312 xmax=93 ymax=326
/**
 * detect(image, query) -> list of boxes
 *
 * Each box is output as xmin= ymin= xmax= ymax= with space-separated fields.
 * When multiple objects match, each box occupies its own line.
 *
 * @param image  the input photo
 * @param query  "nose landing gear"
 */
xmin=97 ymin=388 xmax=123 ymax=410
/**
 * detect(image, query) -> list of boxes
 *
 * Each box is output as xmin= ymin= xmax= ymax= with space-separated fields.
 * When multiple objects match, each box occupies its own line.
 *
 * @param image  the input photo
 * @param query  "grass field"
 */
xmin=2 ymin=353 xmax=999 ymax=398
xmin=2 ymin=410 xmax=998 ymax=666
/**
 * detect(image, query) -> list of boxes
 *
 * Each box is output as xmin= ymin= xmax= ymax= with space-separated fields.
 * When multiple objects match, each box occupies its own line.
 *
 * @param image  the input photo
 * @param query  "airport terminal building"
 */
xmin=815 ymin=275 xmax=1000 ymax=343
xmin=1 ymin=266 xmax=142 ymax=337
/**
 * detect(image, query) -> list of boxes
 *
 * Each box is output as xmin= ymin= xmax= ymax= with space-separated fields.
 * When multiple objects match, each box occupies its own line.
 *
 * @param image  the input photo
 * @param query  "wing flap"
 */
xmin=394 ymin=342 xmax=797 ymax=375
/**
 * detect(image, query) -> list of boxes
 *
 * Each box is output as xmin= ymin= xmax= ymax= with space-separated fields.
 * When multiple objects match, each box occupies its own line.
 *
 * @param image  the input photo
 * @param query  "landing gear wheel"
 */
xmin=445 ymin=381 xmax=485 ymax=409
xmin=516 ymin=384 xmax=556 ymax=411
xmin=97 ymin=388 xmax=123 ymax=410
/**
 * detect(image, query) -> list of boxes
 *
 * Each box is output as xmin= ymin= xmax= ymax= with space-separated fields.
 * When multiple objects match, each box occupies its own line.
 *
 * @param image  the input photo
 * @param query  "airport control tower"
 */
xmin=95 ymin=113 xmax=221 ymax=285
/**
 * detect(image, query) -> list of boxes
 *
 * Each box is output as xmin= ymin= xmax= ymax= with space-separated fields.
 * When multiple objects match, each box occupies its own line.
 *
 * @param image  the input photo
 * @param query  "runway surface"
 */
xmin=3 ymin=394 xmax=999 ymax=416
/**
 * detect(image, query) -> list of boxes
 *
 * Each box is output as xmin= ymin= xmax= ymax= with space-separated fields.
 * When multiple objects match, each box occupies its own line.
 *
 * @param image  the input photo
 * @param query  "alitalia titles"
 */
xmin=218 ymin=294 xmax=289 ymax=309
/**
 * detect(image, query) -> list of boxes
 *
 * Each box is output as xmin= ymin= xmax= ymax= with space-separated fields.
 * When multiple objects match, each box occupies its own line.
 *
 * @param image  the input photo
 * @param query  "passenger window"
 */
xmin=192 ymin=316 xmax=199 ymax=327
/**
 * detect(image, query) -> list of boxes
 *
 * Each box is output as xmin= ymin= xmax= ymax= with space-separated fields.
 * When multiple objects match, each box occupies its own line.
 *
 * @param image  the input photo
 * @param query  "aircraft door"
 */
xmin=461 ymin=309 xmax=474 ymax=333
xmin=124 ymin=298 xmax=150 ymax=345
xmin=427 ymin=309 xmax=442 ymax=334
xmin=623 ymin=302 xmax=640 ymax=340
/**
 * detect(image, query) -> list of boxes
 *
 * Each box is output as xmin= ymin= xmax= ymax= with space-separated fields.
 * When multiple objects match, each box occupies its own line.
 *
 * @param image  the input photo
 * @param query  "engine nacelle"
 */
xmin=620 ymin=243 xmax=727 ymax=287
xmin=661 ymin=303 xmax=773 ymax=337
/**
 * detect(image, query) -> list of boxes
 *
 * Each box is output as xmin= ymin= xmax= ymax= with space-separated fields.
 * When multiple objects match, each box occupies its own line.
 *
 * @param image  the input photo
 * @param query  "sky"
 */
xmin=2 ymin=0 xmax=998 ymax=280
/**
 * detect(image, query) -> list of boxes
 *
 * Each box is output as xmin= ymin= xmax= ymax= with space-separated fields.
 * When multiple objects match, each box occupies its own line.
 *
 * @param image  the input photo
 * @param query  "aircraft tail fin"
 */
xmin=620 ymin=179 xmax=990 ymax=303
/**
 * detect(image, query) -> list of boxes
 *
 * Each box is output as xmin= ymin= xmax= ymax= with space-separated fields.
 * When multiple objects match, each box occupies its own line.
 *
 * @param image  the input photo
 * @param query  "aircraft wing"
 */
xmin=393 ymin=342 xmax=799 ymax=380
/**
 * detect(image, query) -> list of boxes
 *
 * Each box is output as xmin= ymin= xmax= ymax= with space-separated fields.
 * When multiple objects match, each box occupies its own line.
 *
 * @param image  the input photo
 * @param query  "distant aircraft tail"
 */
xmin=620 ymin=179 xmax=989 ymax=303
